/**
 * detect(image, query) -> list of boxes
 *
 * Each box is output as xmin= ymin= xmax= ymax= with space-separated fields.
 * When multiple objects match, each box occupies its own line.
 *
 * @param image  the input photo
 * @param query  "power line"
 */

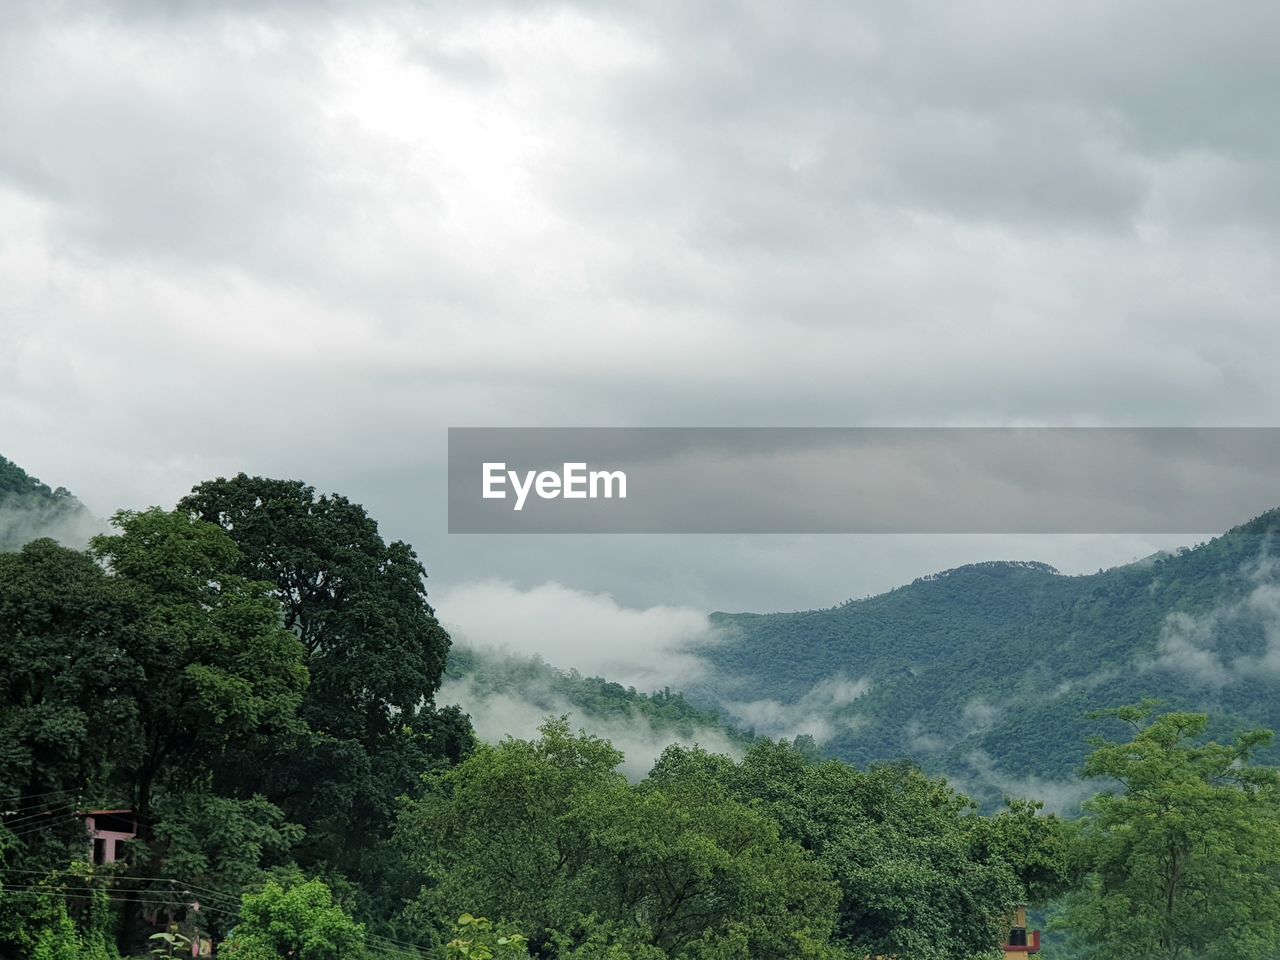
xmin=0 ymin=791 xmax=83 ymax=818
xmin=1 ymin=798 xmax=80 ymax=830
xmin=0 ymin=787 xmax=79 ymax=807
xmin=0 ymin=885 xmax=240 ymax=918
xmin=0 ymin=868 xmax=246 ymax=912
xmin=0 ymin=868 xmax=436 ymax=955
xmin=1 ymin=814 xmax=81 ymax=842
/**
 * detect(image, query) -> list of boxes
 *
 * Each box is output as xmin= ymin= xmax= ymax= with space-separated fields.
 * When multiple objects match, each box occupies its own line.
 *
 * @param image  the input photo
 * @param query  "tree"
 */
xmin=398 ymin=717 xmax=626 ymax=936
xmin=222 ymin=879 xmax=367 ymax=959
xmin=649 ymin=739 xmax=1023 ymax=960
xmin=90 ymin=509 xmax=310 ymax=950
xmin=89 ymin=509 xmax=309 ymax=842
xmin=145 ymin=788 xmax=304 ymax=938
xmin=574 ymin=776 xmax=841 ymax=958
xmin=178 ymin=476 xmax=464 ymax=888
xmin=0 ymin=539 xmax=136 ymax=815
xmin=396 ymin=719 xmax=843 ymax=958
xmin=178 ymin=475 xmax=451 ymax=745
xmin=970 ymin=797 xmax=1073 ymax=906
xmin=1060 ymin=704 xmax=1280 ymax=960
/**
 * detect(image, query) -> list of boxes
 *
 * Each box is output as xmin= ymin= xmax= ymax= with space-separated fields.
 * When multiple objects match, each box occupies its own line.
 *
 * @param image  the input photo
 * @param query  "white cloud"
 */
xmin=957 ymin=750 xmax=1096 ymax=814
xmin=1144 ymin=553 xmax=1280 ymax=686
xmin=962 ymin=698 xmax=1000 ymax=733
xmin=436 ymin=580 xmax=719 ymax=689
xmin=0 ymin=499 xmax=105 ymax=552
xmin=723 ymin=675 xmax=870 ymax=743
xmin=0 ymin=0 xmax=1276 ymax=612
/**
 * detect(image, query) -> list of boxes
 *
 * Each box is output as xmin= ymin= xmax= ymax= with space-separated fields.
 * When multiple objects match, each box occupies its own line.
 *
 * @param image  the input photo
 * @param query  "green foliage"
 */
xmin=0 ymin=538 xmax=135 ymax=832
xmin=445 ymin=913 xmax=528 ymax=960
xmin=221 ymin=879 xmax=367 ymax=960
xmin=650 ymin=738 xmax=1036 ymax=960
xmin=1059 ymin=705 xmax=1280 ymax=960
xmin=178 ymin=475 xmax=464 ymax=897
xmin=145 ymin=789 xmax=303 ymax=935
xmin=397 ymin=719 xmax=842 ymax=959
xmin=88 ymin=509 xmax=309 ymax=846
xmin=179 ymin=474 xmax=451 ymax=744
xmin=970 ymin=797 xmax=1074 ymax=906
xmin=3 ymin=875 xmax=121 ymax=960
xmin=148 ymin=929 xmax=193 ymax=958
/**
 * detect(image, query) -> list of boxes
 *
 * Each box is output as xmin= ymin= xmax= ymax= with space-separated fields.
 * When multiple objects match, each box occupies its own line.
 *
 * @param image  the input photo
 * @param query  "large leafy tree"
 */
xmin=399 ymin=718 xmax=626 ymax=937
xmin=89 ymin=509 xmax=309 ymax=834
xmin=178 ymin=475 xmax=450 ymax=744
xmin=0 ymin=539 xmax=136 ymax=814
xmin=1 ymin=513 xmax=310 ymax=952
xmin=178 ymin=475 xmax=468 ymax=900
xmin=1060 ymin=704 xmax=1280 ymax=960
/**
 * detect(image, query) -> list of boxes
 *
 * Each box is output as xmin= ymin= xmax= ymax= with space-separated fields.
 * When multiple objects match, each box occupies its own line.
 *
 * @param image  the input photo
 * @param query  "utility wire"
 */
xmin=1 ymin=815 xmax=82 ymax=842
xmin=0 ymin=787 xmax=79 ymax=807
xmin=0 ymin=791 xmax=82 ymax=817
xmin=1 ymin=798 xmax=80 ymax=830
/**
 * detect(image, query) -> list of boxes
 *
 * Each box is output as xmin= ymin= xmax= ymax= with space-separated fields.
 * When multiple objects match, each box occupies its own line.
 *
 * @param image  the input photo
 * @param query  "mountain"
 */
xmin=0 ymin=454 xmax=99 ymax=551
xmin=441 ymin=646 xmax=755 ymax=778
xmin=692 ymin=509 xmax=1280 ymax=804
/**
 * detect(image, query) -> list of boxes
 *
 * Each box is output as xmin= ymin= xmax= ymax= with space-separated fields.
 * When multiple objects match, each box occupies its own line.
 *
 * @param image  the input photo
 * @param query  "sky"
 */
xmin=2 ymin=0 xmax=1278 ymax=684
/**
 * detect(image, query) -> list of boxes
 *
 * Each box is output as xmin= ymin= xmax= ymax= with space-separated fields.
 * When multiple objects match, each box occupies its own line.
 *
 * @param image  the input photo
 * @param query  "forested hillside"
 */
xmin=698 ymin=509 xmax=1280 ymax=799
xmin=441 ymin=648 xmax=755 ymax=776
xmin=0 ymin=456 xmax=98 ymax=551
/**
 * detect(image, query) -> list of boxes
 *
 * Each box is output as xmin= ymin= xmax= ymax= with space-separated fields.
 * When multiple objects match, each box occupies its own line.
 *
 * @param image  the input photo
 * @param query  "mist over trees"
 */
xmin=0 ymin=456 xmax=101 ymax=553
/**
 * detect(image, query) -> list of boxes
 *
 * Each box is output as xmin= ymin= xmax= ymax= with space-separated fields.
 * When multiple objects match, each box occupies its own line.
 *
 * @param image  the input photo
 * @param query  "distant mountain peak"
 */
xmin=912 ymin=560 xmax=1061 ymax=584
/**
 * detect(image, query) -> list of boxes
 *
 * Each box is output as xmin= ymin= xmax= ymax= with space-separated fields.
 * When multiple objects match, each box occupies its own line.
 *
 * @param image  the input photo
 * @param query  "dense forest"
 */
xmin=3 ymin=461 xmax=1280 ymax=958
xmin=698 ymin=512 xmax=1280 ymax=800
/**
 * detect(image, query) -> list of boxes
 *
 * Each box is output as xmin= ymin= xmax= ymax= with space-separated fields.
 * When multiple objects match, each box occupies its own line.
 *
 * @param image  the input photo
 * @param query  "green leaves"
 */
xmin=90 ymin=508 xmax=309 ymax=784
xmin=1061 ymin=705 xmax=1280 ymax=960
xmin=179 ymin=474 xmax=452 ymax=744
xmin=652 ymin=739 xmax=1027 ymax=960
xmin=446 ymin=914 xmax=529 ymax=959
xmin=223 ymin=879 xmax=367 ymax=960
xmin=397 ymin=720 xmax=842 ymax=958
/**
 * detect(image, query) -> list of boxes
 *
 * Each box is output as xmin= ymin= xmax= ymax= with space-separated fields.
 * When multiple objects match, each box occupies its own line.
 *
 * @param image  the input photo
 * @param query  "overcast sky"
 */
xmin=2 ymin=1 xmax=1277 ymax=658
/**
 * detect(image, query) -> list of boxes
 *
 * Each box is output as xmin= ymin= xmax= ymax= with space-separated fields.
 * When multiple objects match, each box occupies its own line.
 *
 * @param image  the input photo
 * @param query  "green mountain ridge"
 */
xmin=694 ymin=507 xmax=1280 ymax=800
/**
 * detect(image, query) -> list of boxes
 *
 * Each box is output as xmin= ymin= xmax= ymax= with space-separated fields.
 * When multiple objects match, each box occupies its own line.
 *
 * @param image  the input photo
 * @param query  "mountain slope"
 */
xmin=441 ymin=646 xmax=755 ymax=777
xmin=695 ymin=510 xmax=1280 ymax=799
xmin=0 ymin=455 xmax=98 ymax=551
